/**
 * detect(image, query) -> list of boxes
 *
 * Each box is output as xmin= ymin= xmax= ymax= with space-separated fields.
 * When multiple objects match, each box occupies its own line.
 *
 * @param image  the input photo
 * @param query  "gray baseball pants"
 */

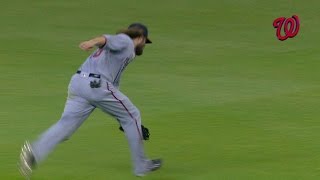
xmin=30 ymin=72 xmax=149 ymax=175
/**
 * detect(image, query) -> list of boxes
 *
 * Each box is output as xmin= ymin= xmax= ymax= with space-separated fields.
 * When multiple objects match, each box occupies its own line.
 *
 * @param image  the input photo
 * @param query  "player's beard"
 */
xmin=135 ymin=45 xmax=144 ymax=56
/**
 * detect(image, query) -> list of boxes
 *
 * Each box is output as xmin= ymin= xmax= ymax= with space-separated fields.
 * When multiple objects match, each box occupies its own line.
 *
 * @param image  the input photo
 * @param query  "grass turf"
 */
xmin=0 ymin=0 xmax=320 ymax=179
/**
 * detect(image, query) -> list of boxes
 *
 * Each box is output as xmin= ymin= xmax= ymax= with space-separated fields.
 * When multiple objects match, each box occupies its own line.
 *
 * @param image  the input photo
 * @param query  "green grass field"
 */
xmin=1 ymin=0 xmax=320 ymax=179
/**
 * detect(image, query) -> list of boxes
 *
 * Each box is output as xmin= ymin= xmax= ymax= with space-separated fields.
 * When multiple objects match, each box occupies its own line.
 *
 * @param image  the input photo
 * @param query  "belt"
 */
xmin=76 ymin=70 xmax=101 ymax=79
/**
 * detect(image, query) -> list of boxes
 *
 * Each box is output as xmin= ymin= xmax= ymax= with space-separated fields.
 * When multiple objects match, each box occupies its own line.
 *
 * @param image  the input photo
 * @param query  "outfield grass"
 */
xmin=1 ymin=0 xmax=320 ymax=179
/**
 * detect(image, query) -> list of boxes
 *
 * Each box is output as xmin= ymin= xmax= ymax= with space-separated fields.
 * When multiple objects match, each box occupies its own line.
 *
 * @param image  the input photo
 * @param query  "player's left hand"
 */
xmin=119 ymin=125 xmax=150 ymax=140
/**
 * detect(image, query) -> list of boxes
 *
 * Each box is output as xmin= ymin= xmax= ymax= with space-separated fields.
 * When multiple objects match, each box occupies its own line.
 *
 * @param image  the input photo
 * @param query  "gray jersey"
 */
xmin=79 ymin=33 xmax=136 ymax=88
xmin=22 ymin=24 xmax=161 ymax=178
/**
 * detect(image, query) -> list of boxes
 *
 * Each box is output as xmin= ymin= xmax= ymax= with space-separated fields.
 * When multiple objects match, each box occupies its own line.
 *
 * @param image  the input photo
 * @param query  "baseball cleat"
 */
xmin=18 ymin=141 xmax=36 ymax=179
xmin=136 ymin=159 xmax=163 ymax=177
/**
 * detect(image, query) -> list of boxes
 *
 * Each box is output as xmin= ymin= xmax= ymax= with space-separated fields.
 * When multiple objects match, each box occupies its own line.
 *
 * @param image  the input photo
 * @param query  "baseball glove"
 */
xmin=119 ymin=125 xmax=150 ymax=140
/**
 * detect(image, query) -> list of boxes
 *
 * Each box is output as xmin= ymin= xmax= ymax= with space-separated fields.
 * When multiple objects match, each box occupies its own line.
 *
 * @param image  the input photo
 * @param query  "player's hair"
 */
xmin=116 ymin=28 xmax=144 ymax=39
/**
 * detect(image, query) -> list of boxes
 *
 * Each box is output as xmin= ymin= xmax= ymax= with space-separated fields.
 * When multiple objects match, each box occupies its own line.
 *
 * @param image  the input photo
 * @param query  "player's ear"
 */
xmin=135 ymin=36 xmax=143 ymax=44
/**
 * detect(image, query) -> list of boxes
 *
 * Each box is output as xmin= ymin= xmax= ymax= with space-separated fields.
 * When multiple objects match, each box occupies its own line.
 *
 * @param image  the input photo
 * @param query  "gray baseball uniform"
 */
xmin=30 ymin=33 xmax=149 ymax=175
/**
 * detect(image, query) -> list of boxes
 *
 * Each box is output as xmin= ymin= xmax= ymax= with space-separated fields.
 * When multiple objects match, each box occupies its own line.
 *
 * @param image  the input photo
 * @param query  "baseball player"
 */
xmin=18 ymin=23 xmax=162 ymax=178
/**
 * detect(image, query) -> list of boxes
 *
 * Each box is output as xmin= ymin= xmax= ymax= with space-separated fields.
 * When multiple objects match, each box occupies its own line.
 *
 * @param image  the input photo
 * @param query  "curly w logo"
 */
xmin=273 ymin=15 xmax=300 ymax=41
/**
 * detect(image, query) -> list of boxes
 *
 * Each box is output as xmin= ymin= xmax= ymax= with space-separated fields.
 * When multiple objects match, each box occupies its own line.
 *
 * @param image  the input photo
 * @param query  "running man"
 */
xmin=18 ymin=23 xmax=162 ymax=178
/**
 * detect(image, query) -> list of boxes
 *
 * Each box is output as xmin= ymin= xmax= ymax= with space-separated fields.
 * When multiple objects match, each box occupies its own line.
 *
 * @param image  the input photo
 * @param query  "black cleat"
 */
xmin=136 ymin=159 xmax=163 ymax=177
xmin=149 ymin=159 xmax=162 ymax=171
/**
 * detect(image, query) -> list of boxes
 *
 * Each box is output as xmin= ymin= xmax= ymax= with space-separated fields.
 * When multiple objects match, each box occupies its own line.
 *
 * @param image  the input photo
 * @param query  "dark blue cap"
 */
xmin=128 ymin=23 xmax=152 ymax=44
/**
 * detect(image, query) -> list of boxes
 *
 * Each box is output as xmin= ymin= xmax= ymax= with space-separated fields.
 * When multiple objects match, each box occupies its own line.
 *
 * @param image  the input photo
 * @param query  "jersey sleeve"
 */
xmin=103 ymin=34 xmax=131 ymax=51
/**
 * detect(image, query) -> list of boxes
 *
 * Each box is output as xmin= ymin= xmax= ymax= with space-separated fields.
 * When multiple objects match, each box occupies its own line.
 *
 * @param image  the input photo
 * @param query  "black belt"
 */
xmin=76 ymin=70 xmax=101 ymax=79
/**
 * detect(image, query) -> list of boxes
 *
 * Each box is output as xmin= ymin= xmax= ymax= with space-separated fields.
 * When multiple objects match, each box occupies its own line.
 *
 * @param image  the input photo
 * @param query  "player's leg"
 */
xmin=32 ymin=96 xmax=95 ymax=163
xmin=19 ymin=95 xmax=95 ymax=177
xmin=94 ymin=82 xmax=161 ymax=175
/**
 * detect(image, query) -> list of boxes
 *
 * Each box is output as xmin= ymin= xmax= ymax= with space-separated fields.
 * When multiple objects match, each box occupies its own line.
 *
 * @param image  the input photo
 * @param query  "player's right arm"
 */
xmin=79 ymin=34 xmax=130 ymax=51
xmin=79 ymin=36 xmax=106 ymax=51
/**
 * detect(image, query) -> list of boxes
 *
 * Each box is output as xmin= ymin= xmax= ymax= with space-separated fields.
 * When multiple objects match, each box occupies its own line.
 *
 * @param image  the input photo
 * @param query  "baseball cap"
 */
xmin=128 ymin=23 xmax=152 ymax=44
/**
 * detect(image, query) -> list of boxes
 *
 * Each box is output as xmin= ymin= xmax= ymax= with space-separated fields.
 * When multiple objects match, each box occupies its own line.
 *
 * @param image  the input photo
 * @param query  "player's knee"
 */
xmin=57 ymin=112 xmax=82 ymax=140
xmin=59 ymin=112 xmax=79 ymax=123
xmin=132 ymin=108 xmax=141 ymax=121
